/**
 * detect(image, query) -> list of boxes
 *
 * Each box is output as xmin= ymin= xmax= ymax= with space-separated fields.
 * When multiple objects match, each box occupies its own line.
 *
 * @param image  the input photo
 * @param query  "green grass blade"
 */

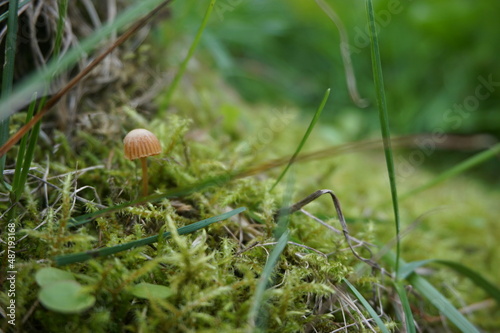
xmin=54 ymin=207 xmax=246 ymax=266
xmin=248 ymin=230 xmax=290 ymax=331
xmin=11 ymin=95 xmax=38 ymax=196
xmin=0 ymin=118 xmax=10 ymax=188
xmin=14 ymin=111 xmax=42 ymax=201
xmin=1 ymin=0 xmax=20 ymax=188
xmin=434 ymin=260 xmax=500 ymax=304
xmin=249 ymin=174 xmax=293 ymax=330
xmin=400 ymin=259 xmax=500 ymax=305
xmin=400 ymin=143 xmax=500 ymax=200
xmin=393 ymin=281 xmax=416 ymax=333
xmin=398 ymin=259 xmax=434 ymax=280
xmin=384 ymin=252 xmax=482 ymax=332
xmin=272 ymin=169 xmax=295 ymax=240
xmin=365 ymin=0 xmax=401 ymax=277
xmin=12 ymin=95 xmax=46 ymax=201
xmin=0 ymin=0 xmax=31 ymax=23
xmin=407 ymin=273 xmax=480 ymax=333
xmin=0 ymin=0 xmax=168 ymax=120
xmin=54 ymin=0 xmax=68 ymax=58
xmin=162 ymin=0 xmax=217 ymax=108
xmin=1 ymin=0 xmax=18 ymax=95
xmin=343 ymin=278 xmax=390 ymax=333
xmin=270 ymin=88 xmax=330 ymax=190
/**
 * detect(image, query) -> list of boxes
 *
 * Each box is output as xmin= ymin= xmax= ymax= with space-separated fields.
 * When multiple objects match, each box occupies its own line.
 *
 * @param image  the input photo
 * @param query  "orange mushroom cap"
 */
xmin=123 ymin=129 xmax=162 ymax=160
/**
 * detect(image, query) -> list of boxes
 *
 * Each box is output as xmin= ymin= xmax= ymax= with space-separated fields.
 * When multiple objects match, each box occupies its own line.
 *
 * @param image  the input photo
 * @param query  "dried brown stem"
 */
xmin=278 ymin=189 xmax=381 ymax=271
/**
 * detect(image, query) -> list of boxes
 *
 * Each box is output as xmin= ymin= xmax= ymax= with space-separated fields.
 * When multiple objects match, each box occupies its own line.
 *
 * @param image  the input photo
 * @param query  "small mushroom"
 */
xmin=123 ymin=129 xmax=162 ymax=196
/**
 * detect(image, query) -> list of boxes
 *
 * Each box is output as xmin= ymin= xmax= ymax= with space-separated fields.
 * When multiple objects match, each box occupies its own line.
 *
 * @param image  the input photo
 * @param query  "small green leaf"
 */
xmin=35 ymin=267 xmax=75 ymax=287
xmin=39 ymin=280 xmax=95 ymax=314
xmin=130 ymin=282 xmax=173 ymax=300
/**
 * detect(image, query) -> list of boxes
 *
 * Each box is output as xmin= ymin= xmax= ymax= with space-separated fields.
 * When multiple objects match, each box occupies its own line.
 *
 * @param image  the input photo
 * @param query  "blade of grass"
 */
xmin=400 ymin=143 xmax=500 ymax=200
xmin=270 ymin=88 xmax=330 ymax=190
xmin=247 ymin=230 xmax=290 ymax=331
xmin=399 ymin=259 xmax=500 ymax=305
xmin=11 ymin=95 xmax=46 ymax=201
xmin=11 ymin=96 xmax=37 ymax=193
xmin=384 ymin=252 xmax=481 ymax=333
xmin=343 ymin=278 xmax=390 ymax=333
xmin=273 ymin=169 xmax=295 ymax=240
xmin=365 ymin=0 xmax=401 ymax=278
xmin=249 ymin=175 xmax=293 ymax=331
xmin=162 ymin=0 xmax=217 ymax=109
xmin=407 ymin=274 xmax=480 ymax=333
xmin=54 ymin=0 xmax=68 ymax=58
xmin=393 ymin=281 xmax=416 ymax=333
xmin=14 ymin=107 xmax=42 ymax=201
xmin=398 ymin=259 xmax=435 ymax=280
xmin=1 ymin=0 xmax=20 ymax=189
xmin=0 ymin=0 xmax=31 ymax=23
xmin=1 ymin=0 xmax=19 ymax=95
xmin=54 ymin=207 xmax=246 ymax=266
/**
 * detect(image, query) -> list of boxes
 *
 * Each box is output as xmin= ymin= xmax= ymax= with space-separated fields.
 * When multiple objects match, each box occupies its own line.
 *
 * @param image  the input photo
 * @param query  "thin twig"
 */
xmin=300 ymin=208 xmax=375 ymax=247
xmin=315 ymin=0 xmax=368 ymax=108
xmin=278 ymin=189 xmax=380 ymax=271
xmin=46 ymin=164 xmax=104 ymax=179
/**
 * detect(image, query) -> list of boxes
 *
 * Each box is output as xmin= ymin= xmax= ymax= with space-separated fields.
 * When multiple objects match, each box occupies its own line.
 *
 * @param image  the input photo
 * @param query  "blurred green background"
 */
xmin=155 ymin=0 xmax=500 ymax=142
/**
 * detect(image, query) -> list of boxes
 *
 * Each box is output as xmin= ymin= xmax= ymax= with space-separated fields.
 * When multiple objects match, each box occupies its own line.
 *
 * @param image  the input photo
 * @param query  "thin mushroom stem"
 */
xmin=123 ymin=129 xmax=161 ymax=196
xmin=140 ymin=157 xmax=148 ymax=196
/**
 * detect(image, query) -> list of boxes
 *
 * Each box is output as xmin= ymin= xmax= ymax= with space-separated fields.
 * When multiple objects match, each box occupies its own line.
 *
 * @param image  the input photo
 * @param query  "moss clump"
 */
xmin=4 ymin=94 xmax=499 ymax=331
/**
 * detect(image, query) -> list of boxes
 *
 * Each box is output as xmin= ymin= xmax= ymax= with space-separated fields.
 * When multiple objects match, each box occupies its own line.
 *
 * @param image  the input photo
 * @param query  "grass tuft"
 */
xmin=365 ymin=0 xmax=402 ymax=277
xmin=0 ymin=0 xmax=20 ymax=189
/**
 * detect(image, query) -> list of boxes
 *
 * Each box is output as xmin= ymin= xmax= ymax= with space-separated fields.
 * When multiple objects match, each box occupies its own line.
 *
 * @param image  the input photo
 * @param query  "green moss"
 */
xmin=2 ymin=35 xmax=499 ymax=333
